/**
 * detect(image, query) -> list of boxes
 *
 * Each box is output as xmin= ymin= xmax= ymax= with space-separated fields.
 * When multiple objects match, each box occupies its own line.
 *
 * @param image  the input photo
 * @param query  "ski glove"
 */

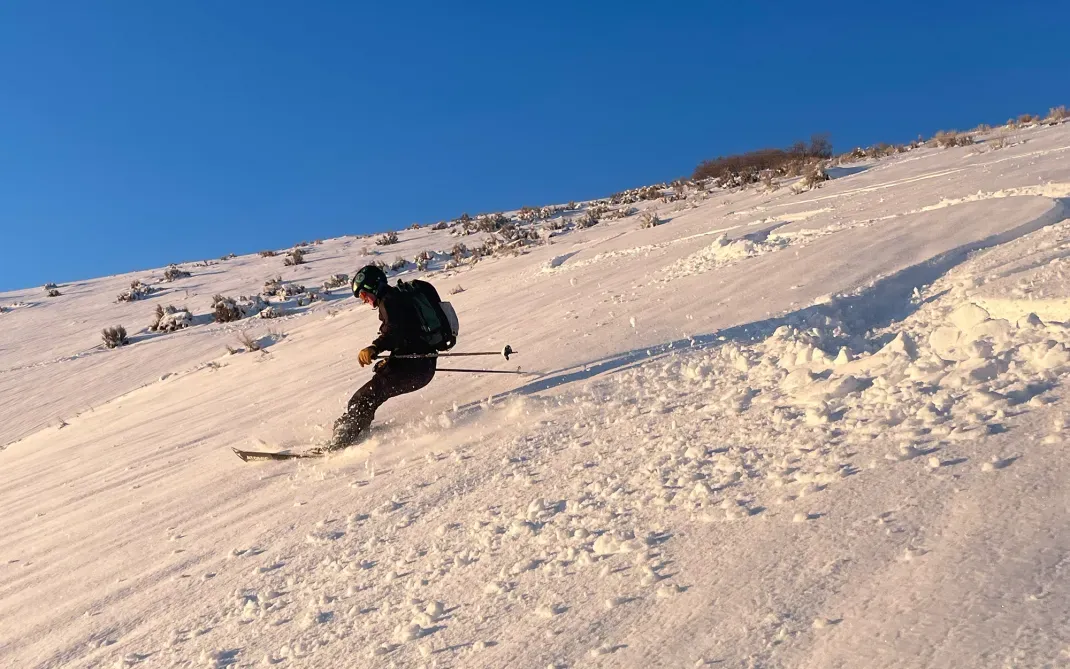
xmin=358 ymin=346 xmax=378 ymax=367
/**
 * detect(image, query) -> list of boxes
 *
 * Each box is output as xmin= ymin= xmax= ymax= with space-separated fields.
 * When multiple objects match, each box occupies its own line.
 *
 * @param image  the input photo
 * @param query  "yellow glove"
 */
xmin=358 ymin=346 xmax=378 ymax=367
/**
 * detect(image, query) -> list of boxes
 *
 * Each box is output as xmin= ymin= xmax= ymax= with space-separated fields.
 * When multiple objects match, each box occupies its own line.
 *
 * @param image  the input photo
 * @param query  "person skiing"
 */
xmin=326 ymin=264 xmax=455 ymax=450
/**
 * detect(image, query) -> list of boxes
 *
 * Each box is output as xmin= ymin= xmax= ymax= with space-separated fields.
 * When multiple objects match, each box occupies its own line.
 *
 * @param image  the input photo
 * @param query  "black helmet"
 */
xmin=351 ymin=264 xmax=388 ymax=299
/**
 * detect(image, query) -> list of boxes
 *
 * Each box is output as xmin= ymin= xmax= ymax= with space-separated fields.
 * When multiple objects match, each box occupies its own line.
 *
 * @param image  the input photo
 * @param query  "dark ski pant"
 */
xmin=332 ymin=358 xmax=436 ymax=448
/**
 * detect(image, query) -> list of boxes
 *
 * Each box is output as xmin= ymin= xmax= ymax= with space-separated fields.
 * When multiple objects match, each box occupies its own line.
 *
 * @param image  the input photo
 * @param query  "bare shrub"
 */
xmin=389 ymin=256 xmax=407 ymax=272
xmin=163 ymin=264 xmax=191 ymax=282
xmin=991 ymin=131 xmax=1009 ymax=149
xmin=359 ymin=245 xmax=373 ymax=256
xmin=693 ymin=133 xmax=832 ymax=185
xmin=283 ymin=248 xmax=305 ymax=266
xmin=259 ymin=250 xmax=277 ymax=258
xmin=1018 ymin=113 xmax=1037 ymax=125
xmin=933 ymin=131 xmax=974 ymax=148
xmin=450 ymin=243 xmax=469 ymax=262
xmin=149 ymin=304 xmax=192 ymax=332
xmin=1046 ymin=106 xmax=1067 ymax=124
xmin=475 ymin=212 xmax=510 ymax=232
xmin=760 ymin=171 xmax=776 ymax=191
xmin=236 ymin=330 xmax=261 ymax=352
xmin=376 ymin=231 xmax=400 ymax=246
xmin=44 ymin=282 xmax=58 ymax=290
xmin=220 ymin=253 xmax=237 ymax=261
xmin=102 ymin=325 xmax=128 ymax=349
xmin=449 ymin=285 xmax=465 ymax=295
xmin=431 ymin=221 xmax=450 ymax=230
xmin=638 ymin=211 xmax=663 ymax=229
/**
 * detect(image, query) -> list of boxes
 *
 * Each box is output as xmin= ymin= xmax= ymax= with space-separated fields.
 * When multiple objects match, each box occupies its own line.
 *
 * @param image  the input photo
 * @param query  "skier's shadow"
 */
xmin=450 ymin=314 xmax=792 ymax=418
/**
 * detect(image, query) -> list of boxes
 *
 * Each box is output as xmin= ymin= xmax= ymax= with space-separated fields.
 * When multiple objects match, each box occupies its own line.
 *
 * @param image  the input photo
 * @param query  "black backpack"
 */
xmin=395 ymin=280 xmax=457 ymax=351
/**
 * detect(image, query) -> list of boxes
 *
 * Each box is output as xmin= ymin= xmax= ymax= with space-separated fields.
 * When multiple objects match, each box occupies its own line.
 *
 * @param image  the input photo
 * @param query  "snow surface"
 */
xmin=3 ymin=122 xmax=1070 ymax=668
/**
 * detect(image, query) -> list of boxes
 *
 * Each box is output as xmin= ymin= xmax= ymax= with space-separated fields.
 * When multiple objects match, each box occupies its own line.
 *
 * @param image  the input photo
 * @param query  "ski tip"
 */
xmin=232 ymin=447 xmax=249 ymax=462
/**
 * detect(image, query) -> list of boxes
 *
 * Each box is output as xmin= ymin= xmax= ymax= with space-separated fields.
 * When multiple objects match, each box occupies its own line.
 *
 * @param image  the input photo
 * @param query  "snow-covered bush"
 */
xmin=431 ymin=221 xmax=450 ymax=230
xmin=212 ymin=295 xmax=240 ymax=322
xmin=259 ymin=250 xmax=277 ymax=258
xmin=605 ymin=206 xmax=638 ymax=221
xmin=474 ymin=212 xmax=510 ymax=233
xmin=390 ymin=256 xmax=408 ymax=272
xmin=376 ymin=231 xmax=400 ymax=246
xmin=449 ymin=285 xmax=465 ymax=295
xmin=46 ymin=288 xmax=61 ymax=297
xmin=517 ymin=206 xmax=540 ymax=223
xmin=149 ymin=304 xmax=192 ymax=332
xmin=578 ymin=209 xmax=601 ymax=229
xmin=414 ymin=250 xmax=433 ymax=271
xmin=295 ymin=290 xmax=323 ymax=307
xmin=283 ymin=248 xmax=305 ymax=266
xmin=450 ymin=243 xmax=469 ymax=262
xmin=792 ymin=165 xmax=830 ymax=193
xmin=163 ymin=265 xmax=191 ymax=282
xmin=322 ymin=273 xmax=349 ymax=291
xmin=638 ymin=211 xmax=663 ymax=229
xmin=102 ymin=325 xmax=128 ymax=349
xmin=44 ymin=282 xmax=58 ymax=290
xmin=219 ymin=253 xmax=237 ymax=261
xmin=262 ymin=276 xmax=305 ymax=299
xmin=408 ymin=222 xmax=422 ymax=230
xmin=117 ymin=280 xmax=155 ymax=303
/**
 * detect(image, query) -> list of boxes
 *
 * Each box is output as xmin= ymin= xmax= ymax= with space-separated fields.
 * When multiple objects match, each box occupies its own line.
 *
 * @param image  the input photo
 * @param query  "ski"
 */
xmin=232 ymin=447 xmax=325 ymax=462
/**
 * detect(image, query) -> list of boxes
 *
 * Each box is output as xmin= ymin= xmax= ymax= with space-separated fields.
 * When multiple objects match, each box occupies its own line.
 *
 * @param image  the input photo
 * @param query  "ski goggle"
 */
xmin=351 ymin=273 xmax=372 ymax=298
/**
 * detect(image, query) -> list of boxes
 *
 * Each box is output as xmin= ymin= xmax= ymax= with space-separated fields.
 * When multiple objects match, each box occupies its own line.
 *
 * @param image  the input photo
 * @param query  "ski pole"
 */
xmin=434 ymin=367 xmax=535 ymax=375
xmin=376 ymin=344 xmax=518 ymax=361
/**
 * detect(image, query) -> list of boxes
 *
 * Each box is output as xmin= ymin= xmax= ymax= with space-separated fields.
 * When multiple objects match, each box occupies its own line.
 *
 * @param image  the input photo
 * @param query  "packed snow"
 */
xmin=3 ymin=122 xmax=1070 ymax=668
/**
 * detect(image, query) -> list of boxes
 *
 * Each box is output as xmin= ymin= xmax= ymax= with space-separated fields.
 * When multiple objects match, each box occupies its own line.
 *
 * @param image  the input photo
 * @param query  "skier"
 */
xmin=326 ymin=264 xmax=456 ymax=450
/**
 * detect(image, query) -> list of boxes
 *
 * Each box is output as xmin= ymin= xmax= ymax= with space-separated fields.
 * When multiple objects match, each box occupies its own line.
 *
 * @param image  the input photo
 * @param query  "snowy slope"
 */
xmin=2 ymin=122 xmax=1070 ymax=668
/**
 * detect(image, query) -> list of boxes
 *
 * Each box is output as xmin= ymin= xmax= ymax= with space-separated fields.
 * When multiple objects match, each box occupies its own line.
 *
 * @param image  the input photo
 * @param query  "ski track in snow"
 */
xmin=3 ymin=122 xmax=1070 ymax=668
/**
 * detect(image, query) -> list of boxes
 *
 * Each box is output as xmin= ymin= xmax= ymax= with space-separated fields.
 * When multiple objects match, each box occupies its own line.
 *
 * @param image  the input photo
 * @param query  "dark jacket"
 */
xmin=370 ymin=280 xmax=443 ymax=355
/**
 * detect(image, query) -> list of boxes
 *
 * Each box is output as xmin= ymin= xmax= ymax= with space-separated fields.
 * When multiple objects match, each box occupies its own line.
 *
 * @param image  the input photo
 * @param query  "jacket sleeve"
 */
xmin=371 ymin=298 xmax=398 ymax=351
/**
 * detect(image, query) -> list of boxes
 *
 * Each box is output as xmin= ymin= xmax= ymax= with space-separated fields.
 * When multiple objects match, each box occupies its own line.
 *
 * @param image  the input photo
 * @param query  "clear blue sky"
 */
xmin=2 ymin=0 xmax=1067 ymax=291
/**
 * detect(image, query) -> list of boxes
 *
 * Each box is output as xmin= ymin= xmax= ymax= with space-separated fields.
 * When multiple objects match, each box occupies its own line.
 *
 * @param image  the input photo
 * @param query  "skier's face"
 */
xmin=359 ymin=289 xmax=378 ymax=308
